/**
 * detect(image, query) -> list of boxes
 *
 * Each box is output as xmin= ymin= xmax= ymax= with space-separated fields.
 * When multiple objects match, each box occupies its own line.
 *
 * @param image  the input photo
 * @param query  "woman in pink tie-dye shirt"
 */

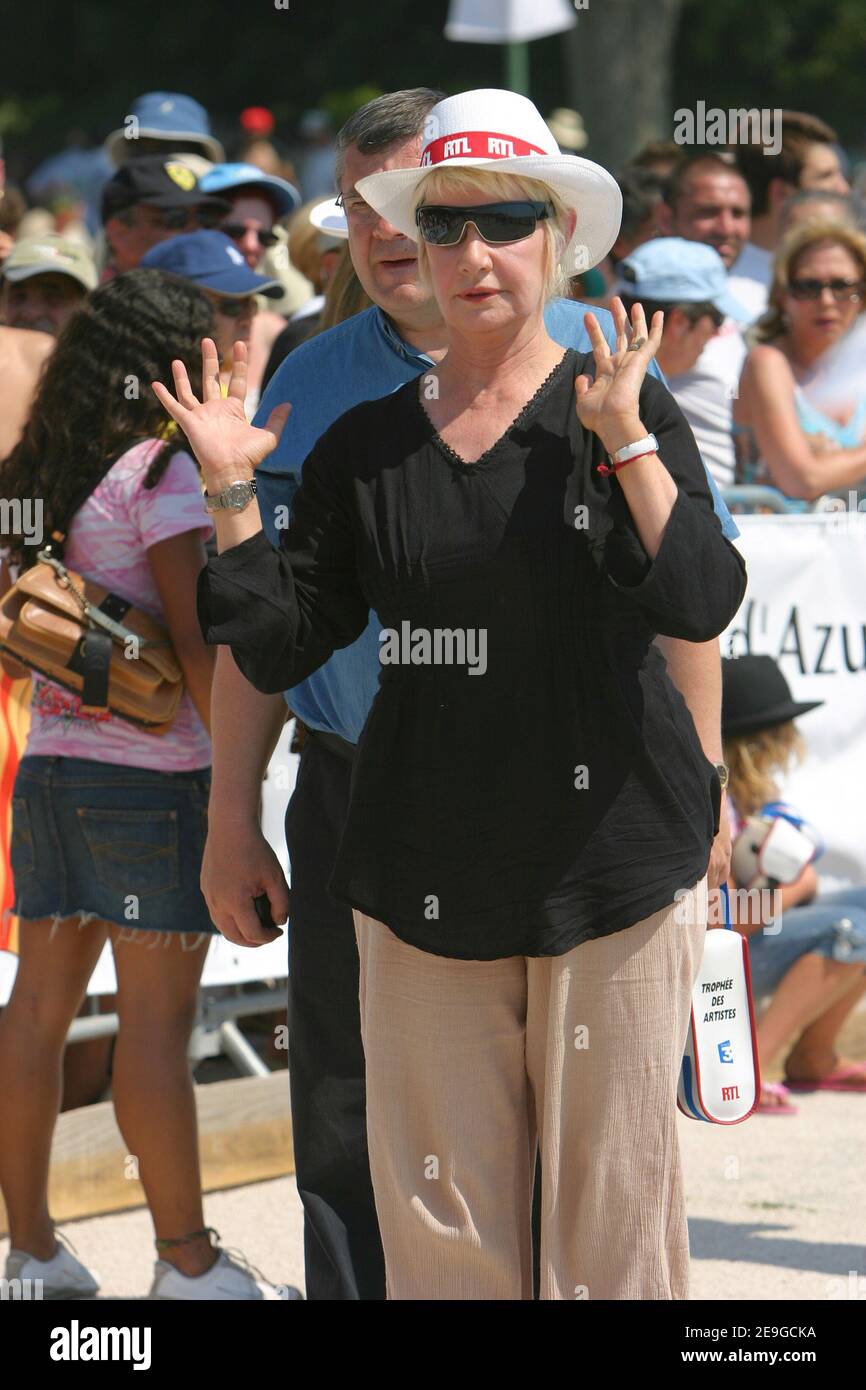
xmin=0 ymin=270 xmax=287 ymax=1300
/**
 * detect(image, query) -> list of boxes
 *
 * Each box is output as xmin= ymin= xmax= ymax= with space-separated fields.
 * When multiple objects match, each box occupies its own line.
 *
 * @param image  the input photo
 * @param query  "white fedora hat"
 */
xmin=355 ymin=89 xmax=622 ymax=273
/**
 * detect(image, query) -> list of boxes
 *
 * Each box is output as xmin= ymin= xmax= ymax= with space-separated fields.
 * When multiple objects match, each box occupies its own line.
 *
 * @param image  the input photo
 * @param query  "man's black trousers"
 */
xmin=283 ymin=728 xmax=541 ymax=1300
xmin=284 ymin=731 xmax=386 ymax=1300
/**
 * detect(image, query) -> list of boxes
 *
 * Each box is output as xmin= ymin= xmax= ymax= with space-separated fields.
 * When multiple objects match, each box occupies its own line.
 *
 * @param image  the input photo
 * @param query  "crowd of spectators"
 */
xmin=0 ymin=86 xmax=864 ymax=1299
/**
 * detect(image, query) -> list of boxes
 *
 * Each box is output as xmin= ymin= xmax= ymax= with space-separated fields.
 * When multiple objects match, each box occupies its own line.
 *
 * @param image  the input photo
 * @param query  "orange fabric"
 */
xmin=0 ymin=671 xmax=32 ymax=955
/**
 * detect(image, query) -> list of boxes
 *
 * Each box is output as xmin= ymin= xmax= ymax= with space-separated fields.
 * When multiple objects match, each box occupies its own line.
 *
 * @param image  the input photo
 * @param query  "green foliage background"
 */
xmin=2 ymin=0 xmax=864 ymax=171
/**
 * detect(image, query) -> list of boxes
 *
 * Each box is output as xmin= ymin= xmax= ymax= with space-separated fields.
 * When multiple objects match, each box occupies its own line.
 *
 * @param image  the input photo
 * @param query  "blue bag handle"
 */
xmin=720 ymin=881 xmax=733 ymax=931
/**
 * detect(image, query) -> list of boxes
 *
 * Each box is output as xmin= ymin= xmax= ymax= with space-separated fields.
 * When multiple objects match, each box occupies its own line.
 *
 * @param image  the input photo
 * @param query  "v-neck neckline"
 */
xmin=415 ymin=348 xmax=575 ymax=470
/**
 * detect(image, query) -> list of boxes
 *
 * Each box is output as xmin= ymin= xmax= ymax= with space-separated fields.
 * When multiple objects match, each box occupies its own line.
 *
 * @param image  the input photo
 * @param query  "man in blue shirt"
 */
xmin=201 ymin=89 xmax=740 ymax=1301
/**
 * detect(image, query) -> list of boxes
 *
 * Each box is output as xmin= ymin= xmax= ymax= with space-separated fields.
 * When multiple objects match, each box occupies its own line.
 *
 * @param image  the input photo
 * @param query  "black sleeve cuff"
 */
xmin=605 ymin=487 xmax=747 ymax=641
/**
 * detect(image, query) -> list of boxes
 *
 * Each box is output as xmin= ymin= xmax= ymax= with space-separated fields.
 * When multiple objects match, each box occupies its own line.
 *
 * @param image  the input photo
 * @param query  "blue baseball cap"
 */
xmin=140 ymin=230 xmax=283 ymax=298
xmin=200 ymin=162 xmax=301 ymax=217
xmin=105 ymin=92 xmax=225 ymax=166
xmin=619 ymin=237 xmax=751 ymax=323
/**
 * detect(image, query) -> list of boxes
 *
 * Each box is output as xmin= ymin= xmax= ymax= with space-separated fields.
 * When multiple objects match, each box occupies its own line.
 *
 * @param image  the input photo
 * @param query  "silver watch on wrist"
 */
xmin=204 ymin=478 xmax=257 ymax=513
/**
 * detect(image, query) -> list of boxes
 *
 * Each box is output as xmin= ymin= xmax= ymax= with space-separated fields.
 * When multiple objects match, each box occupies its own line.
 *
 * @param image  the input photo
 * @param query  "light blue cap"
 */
xmin=200 ymin=162 xmax=301 ymax=217
xmin=620 ymin=237 xmax=751 ymax=323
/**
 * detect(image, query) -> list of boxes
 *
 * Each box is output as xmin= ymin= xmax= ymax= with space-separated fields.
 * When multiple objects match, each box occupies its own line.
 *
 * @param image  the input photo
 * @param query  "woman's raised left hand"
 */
xmin=151 ymin=338 xmax=291 ymax=488
xmin=574 ymin=297 xmax=663 ymax=454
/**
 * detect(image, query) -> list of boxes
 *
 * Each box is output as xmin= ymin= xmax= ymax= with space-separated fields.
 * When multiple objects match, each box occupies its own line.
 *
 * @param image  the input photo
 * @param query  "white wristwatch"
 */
xmin=612 ymin=433 xmax=659 ymax=464
xmin=597 ymin=433 xmax=659 ymax=476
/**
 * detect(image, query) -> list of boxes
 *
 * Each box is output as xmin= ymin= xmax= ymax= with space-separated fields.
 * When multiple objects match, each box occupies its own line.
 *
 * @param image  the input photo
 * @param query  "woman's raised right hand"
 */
xmin=151 ymin=337 xmax=291 ymax=488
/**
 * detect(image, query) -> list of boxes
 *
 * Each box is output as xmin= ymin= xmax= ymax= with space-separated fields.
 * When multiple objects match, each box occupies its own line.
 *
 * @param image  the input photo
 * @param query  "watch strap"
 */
xmin=204 ymin=477 xmax=257 ymax=512
xmin=597 ymin=433 xmax=659 ymax=477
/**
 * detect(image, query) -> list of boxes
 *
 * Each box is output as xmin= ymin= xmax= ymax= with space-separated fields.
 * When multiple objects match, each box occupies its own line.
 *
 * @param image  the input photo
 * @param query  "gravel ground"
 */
xmin=3 ymin=1089 xmax=863 ymax=1301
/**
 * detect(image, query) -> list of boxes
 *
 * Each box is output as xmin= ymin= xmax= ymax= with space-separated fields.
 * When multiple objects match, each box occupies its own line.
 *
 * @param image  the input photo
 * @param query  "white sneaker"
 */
xmin=148 ymin=1248 xmax=303 ymax=1301
xmin=5 ymin=1232 xmax=100 ymax=1299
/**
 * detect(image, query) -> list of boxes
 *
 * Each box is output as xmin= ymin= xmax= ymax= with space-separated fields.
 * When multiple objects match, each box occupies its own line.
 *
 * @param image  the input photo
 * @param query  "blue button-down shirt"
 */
xmin=253 ymin=300 xmax=739 ymax=744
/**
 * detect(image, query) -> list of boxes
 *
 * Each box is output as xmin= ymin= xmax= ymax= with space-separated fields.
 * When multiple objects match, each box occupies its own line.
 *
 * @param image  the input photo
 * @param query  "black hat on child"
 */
xmin=722 ymin=654 xmax=824 ymax=739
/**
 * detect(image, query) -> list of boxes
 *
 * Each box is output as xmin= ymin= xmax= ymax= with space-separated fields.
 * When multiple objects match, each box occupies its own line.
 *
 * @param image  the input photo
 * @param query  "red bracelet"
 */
xmin=597 ymin=448 xmax=657 ymax=476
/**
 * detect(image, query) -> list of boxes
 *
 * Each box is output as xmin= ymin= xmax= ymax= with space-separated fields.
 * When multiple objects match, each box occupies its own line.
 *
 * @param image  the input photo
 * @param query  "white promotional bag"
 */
xmin=678 ymin=885 xmax=760 ymax=1123
xmin=731 ymin=812 xmax=818 ymax=890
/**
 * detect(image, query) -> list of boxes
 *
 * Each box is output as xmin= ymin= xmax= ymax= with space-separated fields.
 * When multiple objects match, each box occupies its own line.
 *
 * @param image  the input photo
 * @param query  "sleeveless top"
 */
xmin=734 ymin=380 xmax=866 ymax=506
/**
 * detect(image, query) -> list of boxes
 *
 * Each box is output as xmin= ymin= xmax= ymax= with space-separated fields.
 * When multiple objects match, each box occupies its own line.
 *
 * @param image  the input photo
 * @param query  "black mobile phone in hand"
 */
xmin=252 ymin=892 xmax=283 ymax=934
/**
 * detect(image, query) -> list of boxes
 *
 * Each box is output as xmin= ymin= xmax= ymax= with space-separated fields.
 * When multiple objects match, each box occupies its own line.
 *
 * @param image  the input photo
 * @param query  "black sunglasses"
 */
xmin=148 ymin=206 xmax=197 ymax=231
xmin=222 ymin=223 xmax=279 ymax=249
xmin=414 ymin=200 xmax=553 ymax=247
xmin=209 ymin=296 xmax=256 ymax=318
xmin=788 ymin=277 xmax=865 ymax=302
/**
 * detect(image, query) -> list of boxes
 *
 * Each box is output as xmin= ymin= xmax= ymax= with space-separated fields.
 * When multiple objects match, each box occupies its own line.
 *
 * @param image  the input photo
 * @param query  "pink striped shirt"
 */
xmin=25 ymin=440 xmax=213 ymax=771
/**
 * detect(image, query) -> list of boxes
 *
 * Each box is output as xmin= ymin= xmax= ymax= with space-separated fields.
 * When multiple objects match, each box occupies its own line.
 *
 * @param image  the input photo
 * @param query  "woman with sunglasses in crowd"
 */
xmin=155 ymin=90 xmax=747 ymax=1300
xmin=734 ymin=221 xmax=866 ymax=504
xmin=200 ymin=162 xmax=305 ymax=406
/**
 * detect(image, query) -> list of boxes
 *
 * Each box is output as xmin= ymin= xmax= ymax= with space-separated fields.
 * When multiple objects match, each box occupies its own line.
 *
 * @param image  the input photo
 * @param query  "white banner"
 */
xmin=724 ymin=514 xmax=866 ymax=888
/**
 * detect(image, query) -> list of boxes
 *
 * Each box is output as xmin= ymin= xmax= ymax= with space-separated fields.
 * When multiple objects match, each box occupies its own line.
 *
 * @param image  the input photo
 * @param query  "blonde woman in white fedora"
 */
xmin=155 ymin=89 xmax=747 ymax=1300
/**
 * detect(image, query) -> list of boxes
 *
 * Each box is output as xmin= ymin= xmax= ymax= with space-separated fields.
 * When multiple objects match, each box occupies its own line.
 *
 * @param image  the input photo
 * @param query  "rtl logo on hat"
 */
xmin=356 ymin=89 xmax=623 ymax=276
xmin=420 ymin=92 xmax=559 ymax=168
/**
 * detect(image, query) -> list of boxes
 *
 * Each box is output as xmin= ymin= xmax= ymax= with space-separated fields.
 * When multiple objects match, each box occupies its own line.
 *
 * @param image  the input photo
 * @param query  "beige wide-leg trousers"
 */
xmin=353 ymin=875 xmax=707 ymax=1300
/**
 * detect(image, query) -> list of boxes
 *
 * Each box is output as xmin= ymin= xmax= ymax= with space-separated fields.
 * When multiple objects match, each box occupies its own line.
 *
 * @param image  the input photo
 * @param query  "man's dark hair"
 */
xmin=665 ymin=153 xmax=745 ymax=210
xmin=334 ymin=87 xmax=447 ymax=191
xmin=616 ymin=168 xmax=666 ymax=245
xmin=619 ymin=291 xmax=724 ymax=330
xmin=734 ymin=111 xmax=840 ymax=217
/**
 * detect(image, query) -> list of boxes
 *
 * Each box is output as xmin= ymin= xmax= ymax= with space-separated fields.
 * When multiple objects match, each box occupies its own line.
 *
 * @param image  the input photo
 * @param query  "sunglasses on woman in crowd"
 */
xmin=221 ymin=223 xmax=280 ymax=249
xmin=788 ymin=277 xmax=865 ymax=302
xmin=414 ymin=200 xmax=554 ymax=247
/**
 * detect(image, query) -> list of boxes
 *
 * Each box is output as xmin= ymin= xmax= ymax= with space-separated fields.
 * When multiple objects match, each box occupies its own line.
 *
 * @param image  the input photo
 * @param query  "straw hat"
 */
xmin=355 ymin=88 xmax=622 ymax=273
xmin=546 ymin=107 xmax=588 ymax=152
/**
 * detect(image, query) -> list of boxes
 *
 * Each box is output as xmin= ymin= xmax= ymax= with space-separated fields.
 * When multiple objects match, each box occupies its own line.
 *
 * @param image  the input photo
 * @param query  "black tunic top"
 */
xmin=198 ymin=348 xmax=747 ymax=959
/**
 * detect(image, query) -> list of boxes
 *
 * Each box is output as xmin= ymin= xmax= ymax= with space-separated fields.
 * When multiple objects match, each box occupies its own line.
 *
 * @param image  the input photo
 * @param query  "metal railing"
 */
xmin=721 ymin=485 xmax=799 ymax=514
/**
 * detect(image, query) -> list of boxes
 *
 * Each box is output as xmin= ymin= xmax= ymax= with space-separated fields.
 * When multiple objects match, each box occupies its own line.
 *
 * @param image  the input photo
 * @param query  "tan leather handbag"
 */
xmin=0 ymin=444 xmax=187 ymax=734
xmin=0 ymin=547 xmax=184 ymax=734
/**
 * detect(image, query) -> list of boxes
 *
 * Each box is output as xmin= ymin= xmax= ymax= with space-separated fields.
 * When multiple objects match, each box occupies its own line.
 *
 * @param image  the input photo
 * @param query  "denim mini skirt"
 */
xmin=10 ymin=755 xmax=217 ymax=935
xmin=746 ymin=885 xmax=866 ymax=997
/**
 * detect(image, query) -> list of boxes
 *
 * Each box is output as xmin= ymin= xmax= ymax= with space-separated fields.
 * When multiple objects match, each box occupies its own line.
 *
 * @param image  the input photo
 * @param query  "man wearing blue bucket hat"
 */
xmin=619 ymin=237 xmax=751 ymax=380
